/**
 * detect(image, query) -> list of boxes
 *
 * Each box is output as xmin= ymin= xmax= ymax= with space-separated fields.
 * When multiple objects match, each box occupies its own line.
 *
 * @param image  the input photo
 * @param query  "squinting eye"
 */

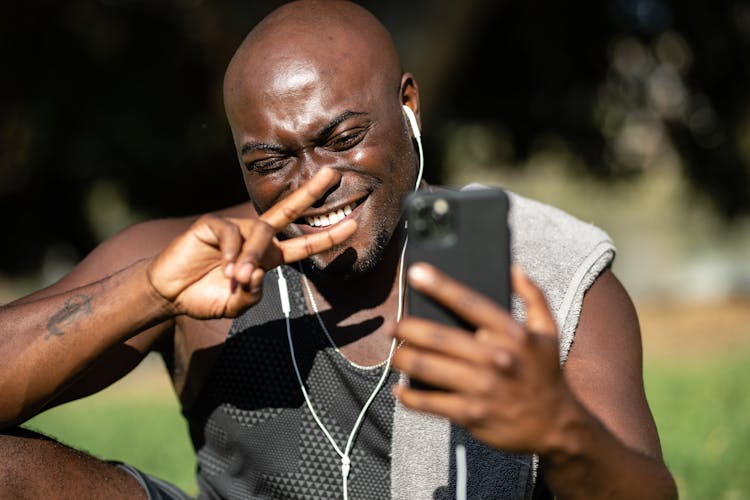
xmin=328 ymin=128 xmax=367 ymax=150
xmin=245 ymin=157 xmax=290 ymax=174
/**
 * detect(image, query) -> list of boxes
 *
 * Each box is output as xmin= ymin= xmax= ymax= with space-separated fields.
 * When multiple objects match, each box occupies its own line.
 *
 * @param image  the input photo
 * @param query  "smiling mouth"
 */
xmin=303 ymin=200 xmax=360 ymax=228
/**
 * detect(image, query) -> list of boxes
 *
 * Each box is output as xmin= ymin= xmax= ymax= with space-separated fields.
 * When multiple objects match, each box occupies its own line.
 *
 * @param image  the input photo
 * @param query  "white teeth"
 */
xmin=305 ymin=202 xmax=356 ymax=227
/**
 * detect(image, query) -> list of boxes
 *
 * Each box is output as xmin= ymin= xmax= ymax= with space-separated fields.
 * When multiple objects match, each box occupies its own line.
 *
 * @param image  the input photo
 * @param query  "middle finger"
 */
xmin=393 ymin=344 xmax=509 ymax=395
xmin=395 ymin=317 xmax=512 ymax=364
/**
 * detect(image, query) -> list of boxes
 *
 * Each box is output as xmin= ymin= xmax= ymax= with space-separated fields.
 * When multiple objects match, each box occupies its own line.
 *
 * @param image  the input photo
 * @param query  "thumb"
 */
xmin=511 ymin=265 xmax=557 ymax=337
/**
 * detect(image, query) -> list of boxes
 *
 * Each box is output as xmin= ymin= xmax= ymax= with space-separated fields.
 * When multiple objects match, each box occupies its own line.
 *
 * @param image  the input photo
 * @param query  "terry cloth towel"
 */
xmin=390 ymin=189 xmax=615 ymax=499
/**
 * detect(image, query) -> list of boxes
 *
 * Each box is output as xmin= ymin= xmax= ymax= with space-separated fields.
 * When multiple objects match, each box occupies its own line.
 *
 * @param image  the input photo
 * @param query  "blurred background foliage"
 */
xmin=1 ymin=0 xmax=749 ymax=282
xmin=3 ymin=1 xmax=750 ymax=498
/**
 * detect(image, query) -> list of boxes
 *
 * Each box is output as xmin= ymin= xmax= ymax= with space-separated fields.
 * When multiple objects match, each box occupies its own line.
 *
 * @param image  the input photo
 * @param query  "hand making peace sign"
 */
xmin=146 ymin=167 xmax=356 ymax=319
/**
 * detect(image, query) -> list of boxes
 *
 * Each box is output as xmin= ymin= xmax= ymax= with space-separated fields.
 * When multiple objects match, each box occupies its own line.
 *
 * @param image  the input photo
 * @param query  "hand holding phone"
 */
xmin=404 ymin=188 xmax=511 ymax=389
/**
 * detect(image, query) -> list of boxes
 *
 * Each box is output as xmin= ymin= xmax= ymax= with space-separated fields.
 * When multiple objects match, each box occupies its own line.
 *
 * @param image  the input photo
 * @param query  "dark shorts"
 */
xmin=114 ymin=463 xmax=193 ymax=500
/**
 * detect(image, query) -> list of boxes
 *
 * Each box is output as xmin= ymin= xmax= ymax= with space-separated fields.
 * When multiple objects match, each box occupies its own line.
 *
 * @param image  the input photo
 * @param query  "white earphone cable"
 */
xmin=278 ymin=241 xmax=406 ymax=500
xmin=275 ymin=108 xmax=467 ymax=499
xmin=403 ymin=105 xmax=424 ymax=192
xmin=403 ymin=106 xmax=468 ymax=500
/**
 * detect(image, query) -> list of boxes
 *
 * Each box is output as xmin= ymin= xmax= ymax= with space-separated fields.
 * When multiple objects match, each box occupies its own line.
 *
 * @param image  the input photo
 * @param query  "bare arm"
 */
xmin=0 ymin=167 xmax=356 ymax=428
xmin=0 ymin=259 xmax=175 ymax=426
xmin=0 ymin=214 xmax=196 ymax=426
xmin=391 ymin=265 xmax=677 ymax=499
xmin=536 ymin=270 xmax=675 ymax=499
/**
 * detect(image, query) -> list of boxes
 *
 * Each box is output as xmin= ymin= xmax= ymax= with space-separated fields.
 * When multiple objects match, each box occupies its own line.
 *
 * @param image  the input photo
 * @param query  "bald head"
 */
xmin=242 ymin=0 xmax=400 ymax=63
xmin=223 ymin=0 xmax=404 ymax=131
xmin=222 ymin=1 xmax=421 ymax=274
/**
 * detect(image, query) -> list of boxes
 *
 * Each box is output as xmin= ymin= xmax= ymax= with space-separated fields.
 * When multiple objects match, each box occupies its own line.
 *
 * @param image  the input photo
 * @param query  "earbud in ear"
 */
xmin=402 ymin=105 xmax=420 ymax=139
xmin=402 ymin=105 xmax=424 ymax=191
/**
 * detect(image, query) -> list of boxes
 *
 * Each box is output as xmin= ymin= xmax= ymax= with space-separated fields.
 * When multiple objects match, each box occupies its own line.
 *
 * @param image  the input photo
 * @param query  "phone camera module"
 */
xmin=409 ymin=195 xmax=456 ymax=244
xmin=431 ymin=198 xmax=450 ymax=224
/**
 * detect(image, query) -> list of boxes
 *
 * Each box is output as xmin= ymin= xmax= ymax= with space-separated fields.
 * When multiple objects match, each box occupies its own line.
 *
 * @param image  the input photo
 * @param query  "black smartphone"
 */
xmin=404 ymin=188 xmax=511 ymax=389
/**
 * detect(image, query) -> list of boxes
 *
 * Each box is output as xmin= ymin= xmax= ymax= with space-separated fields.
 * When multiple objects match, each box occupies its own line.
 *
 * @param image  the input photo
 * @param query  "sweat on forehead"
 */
xmin=223 ymin=0 xmax=402 ymax=110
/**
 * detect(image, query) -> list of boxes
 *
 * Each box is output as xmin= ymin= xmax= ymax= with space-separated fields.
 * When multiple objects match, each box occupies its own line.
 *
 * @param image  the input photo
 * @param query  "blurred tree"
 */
xmin=0 ymin=1 xmax=258 ymax=274
xmin=435 ymin=0 xmax=750 ymax=219
xmin=1 ymin=0 xmax=748 ymax=277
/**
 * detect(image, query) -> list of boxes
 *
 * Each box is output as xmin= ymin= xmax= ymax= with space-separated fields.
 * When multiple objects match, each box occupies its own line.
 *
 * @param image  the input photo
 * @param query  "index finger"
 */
xmin=259 ymin=167 xmax=340 ymax=230
xmin=407 ymin=262 xmax=520 ymax=335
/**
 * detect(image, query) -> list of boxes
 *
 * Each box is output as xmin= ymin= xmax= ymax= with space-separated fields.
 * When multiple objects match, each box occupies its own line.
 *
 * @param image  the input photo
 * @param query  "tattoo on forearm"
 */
xmin=45 ymin=294 xmax=93 ymax=340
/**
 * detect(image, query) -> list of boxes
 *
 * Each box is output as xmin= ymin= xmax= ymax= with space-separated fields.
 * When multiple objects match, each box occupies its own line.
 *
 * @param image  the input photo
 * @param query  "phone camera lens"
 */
xmin=413 ymin=217 xmax=429 ymax=237
xmin=432 ymin=198 xmax=450 ymax=223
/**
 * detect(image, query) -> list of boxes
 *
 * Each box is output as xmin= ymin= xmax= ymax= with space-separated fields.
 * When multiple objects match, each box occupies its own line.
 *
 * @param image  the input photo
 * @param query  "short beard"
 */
xmin=307 ymin=227 xmax=392 ymax=277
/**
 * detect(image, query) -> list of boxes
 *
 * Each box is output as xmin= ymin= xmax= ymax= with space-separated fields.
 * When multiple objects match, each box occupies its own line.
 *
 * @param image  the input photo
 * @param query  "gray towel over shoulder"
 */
xmin=390 ymin=189 xmax=616 ymax=500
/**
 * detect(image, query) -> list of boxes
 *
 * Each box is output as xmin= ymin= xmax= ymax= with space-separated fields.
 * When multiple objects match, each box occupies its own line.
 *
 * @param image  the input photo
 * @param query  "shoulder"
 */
xmin=91 ymin=201 xmax=256 ymax=264
xmin=503 ymin=191 xmax=615 ymax=287
xmin=503 ymin=190 xmax=616 ymax=360
xmin=111 ymin=215 xmax=196 ymax=271
xmin=31 ymin=202 xmax=255 ymax=299
xmin=458 ymin=186 xmax=615 ymax=276
xmin=505 ymin=191 xmax=611 ymax=254
xmin=459 ymin=185 xmax=612 ymax=251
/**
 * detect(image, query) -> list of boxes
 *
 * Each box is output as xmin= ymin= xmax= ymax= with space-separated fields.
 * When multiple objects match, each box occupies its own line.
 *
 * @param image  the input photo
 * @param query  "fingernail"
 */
xmin=239 ymin=262 xmax=254 ymax=280
xmin=391 ymin=384 xmax=403 ymax=399
xmin=493 ymin=350 xmax=515 ymax=373
xmin=407 ymin=263 xmax=433 ymax=285
xmin=224 ymin=263 xmax=235 ymax=278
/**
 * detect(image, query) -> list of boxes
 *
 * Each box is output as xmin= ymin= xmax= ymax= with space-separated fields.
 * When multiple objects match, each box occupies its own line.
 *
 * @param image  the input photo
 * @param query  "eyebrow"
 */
xmin=240 ymin=141 xmax=285 ymax=156
xmin=318 ymin=110 xmax=367 ymax=139
xmin=239 ymin=110 xmax=367 ymax=157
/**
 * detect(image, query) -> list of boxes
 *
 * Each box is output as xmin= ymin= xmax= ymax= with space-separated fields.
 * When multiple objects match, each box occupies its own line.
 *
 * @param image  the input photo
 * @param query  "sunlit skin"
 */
xmin=0 ymin=1 xmax=676 ymax=498
xmin=218 ymin=1 xmax=426 ymax=369
xmin=224 ymin=9 xmax=420 ymax=275
xmin=391 ymin=263 xmax=569 ymax=454
xmin=219 ymin=5 xmax=675 ymax=499
xmin=147 ymin=166 xmax=357 ymax=319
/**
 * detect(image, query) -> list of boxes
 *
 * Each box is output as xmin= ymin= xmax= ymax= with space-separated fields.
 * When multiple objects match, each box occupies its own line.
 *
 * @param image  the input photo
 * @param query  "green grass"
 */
xmin=20 ymin=351 xmax=750 ymax=498
xmin=24 ymin=389 xmax=197 ymax=494
xmin=645 ymin=351 xmax=750 ymax=500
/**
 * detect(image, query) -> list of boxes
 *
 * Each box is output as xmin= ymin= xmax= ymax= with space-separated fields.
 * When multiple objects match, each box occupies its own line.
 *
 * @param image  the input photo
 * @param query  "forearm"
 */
xmin=0 ymin=258 xmax=174 ymax=426
xmin=540 ymin=398 xmax=677 ymax=500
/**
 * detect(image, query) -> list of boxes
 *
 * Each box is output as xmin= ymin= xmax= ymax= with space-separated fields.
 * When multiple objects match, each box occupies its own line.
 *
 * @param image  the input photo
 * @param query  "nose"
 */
xmin=293 ymin=149 xmax=340 ymax=207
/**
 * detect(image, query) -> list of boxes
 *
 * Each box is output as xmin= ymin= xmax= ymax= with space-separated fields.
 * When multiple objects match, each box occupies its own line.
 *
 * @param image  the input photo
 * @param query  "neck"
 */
xmin=303 ymin=224 xmax=407 ymax=311
xmin=297 ymin=225 xmax=407 ymax=362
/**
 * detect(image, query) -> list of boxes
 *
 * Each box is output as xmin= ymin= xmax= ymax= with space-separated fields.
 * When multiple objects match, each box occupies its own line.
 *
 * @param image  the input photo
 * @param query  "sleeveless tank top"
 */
xmin=186 ymin=264 xmax=398 ymax=499
xmin=184 ymin=188 xmax=616 ymax=499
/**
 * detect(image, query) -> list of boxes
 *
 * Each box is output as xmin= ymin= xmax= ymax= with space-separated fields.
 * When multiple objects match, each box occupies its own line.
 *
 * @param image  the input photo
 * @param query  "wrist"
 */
xmin=140 ymin=258 xmax=181 ymax=320
xmin=539 ymin=388 xmax=594 ymax=467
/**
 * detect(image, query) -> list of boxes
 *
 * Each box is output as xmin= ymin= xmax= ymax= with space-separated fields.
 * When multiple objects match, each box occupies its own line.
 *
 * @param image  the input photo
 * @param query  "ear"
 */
xmin=400 ymin=73 xmax=421 ymax=131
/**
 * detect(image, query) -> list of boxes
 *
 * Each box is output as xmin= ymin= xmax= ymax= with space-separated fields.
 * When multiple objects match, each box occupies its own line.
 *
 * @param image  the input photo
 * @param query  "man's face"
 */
xmin=226 ymin=56 xmax=417 ymax=274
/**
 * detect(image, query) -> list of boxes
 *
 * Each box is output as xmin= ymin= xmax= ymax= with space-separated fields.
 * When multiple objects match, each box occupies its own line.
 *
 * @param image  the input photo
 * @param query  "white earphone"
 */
xmin=401 ymin=104 xmax=468 ymax=500
xmin=402 ymin=104 xmax=420 ymax=139
xmin=402 ymin=105 xmax=424 ymax=191
xmin=273 ymin=105 xmax=427 ymax=500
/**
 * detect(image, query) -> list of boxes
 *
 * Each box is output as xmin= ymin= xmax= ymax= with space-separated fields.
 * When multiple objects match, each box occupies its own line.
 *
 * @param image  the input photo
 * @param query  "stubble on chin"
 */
xmin=305 ymin=227 xmax=391 ymax=277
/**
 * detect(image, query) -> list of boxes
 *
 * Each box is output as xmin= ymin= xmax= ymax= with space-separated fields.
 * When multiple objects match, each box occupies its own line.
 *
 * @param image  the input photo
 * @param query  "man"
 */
xmin=0 ymin=1 xmax=676 ymax=499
